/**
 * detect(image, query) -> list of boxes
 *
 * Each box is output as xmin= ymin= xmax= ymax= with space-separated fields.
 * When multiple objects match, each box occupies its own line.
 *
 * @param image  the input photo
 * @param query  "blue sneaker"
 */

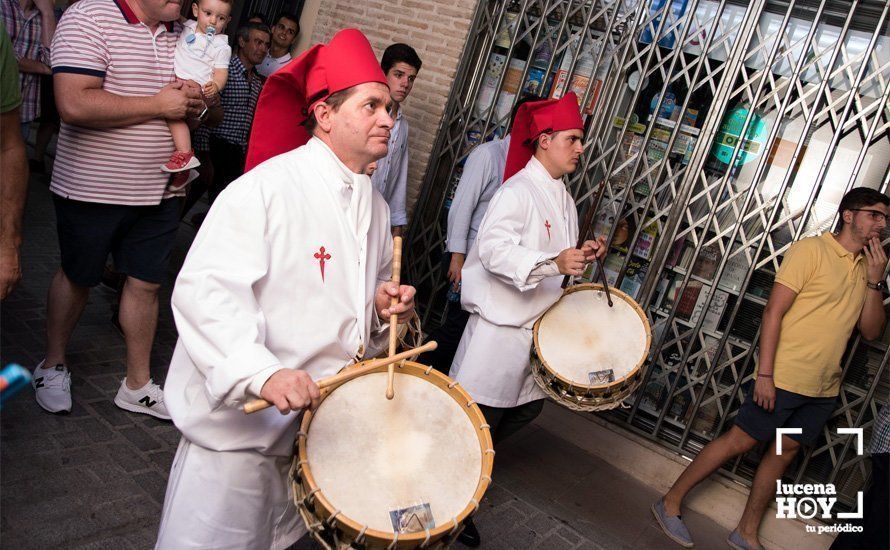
xmin=652 ymin=498 xmax=694 ymax=548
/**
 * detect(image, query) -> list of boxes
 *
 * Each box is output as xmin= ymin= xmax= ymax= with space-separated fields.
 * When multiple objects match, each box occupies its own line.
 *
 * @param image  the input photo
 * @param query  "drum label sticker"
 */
xmin=545 ymin=219 xmax=551 ymax=240
xmin=314 ymin=246 xmax=331 ymax=282
xmin=588 ymin=369 xmax=615 ymax=385
xmin=389 ymin=502 xmax=434 ymax=533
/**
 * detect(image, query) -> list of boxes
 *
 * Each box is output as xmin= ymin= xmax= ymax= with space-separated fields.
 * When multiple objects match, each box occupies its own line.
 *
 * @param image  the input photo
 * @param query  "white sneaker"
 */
xmin=32 ymin=359 xmax=73 ymax=413
xmin=113 ymin=379 xmax=171 ymax=420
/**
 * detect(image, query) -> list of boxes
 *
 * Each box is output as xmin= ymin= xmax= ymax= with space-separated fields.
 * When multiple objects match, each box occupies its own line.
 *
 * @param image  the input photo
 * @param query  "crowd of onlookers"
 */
xmin=1 ymin=0 xmax=423 ymax=418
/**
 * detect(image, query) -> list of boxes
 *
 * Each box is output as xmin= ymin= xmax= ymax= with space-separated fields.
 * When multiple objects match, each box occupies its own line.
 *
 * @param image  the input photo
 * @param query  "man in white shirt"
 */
xmin=423 ymin=96 xmax=538 ymax=374
xmin=371 ymin=43 xmax=421 ymax=236
xmin=155 ymin=29 xmax=416 ymax=550
xmin=255 ymin=11 xmax=297 ymax=77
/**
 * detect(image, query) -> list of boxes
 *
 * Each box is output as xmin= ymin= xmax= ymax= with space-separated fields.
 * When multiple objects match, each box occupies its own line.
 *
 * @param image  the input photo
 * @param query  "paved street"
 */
xmin=0 ymin=175 xmax=729 ymax=549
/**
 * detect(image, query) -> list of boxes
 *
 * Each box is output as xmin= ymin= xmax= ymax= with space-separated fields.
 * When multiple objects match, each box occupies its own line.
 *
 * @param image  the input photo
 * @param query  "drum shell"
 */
xmin=532 ymin=283 xmax=651 ymax=412
xmin=293 ymin=361 xmax=494 ymax=549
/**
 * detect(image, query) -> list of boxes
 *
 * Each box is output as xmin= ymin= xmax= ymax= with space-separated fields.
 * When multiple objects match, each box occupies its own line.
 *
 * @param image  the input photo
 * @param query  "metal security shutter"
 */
xmin=406 ymin=0 xmax=889 ymax=510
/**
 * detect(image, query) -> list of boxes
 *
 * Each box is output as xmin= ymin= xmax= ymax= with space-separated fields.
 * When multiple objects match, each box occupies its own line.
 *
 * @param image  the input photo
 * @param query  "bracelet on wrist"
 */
xmin=757 ymin=373 xmax=773 ymax=378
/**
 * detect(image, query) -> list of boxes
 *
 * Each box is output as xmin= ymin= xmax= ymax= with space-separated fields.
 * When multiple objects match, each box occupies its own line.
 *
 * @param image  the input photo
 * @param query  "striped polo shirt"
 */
xmin=50 ymin=0 xmax=182 ymax=205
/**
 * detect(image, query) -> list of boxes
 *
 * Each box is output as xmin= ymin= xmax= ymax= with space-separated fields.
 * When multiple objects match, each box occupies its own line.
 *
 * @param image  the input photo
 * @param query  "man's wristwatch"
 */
xmin=866 ymin=280 xmax=888 ymax=292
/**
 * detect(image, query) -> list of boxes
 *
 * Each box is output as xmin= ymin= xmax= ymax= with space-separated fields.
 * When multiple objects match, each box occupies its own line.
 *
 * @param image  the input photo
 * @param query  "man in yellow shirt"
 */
xmin=653 ymin=187 xmax=889 ymax=550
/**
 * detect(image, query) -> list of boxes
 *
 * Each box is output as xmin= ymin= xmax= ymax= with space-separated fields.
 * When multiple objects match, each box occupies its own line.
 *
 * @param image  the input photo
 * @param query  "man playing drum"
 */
xmin=155 ymin=29 xmax=417 ymax=549
xmin=423 ymin=95 xmax=538 ymax=374
xmin=448 ymin=93 xmax=606 ymax=544
xmin=653 ymin=187 xmax=888 ymax=550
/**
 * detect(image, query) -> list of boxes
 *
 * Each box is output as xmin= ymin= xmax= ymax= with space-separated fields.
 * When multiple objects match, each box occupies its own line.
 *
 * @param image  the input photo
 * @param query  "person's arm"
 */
xmin=859 ymin=236 xmax=887 ymax=340
xmin=447 ymin=150 xmax=492 ymax=254
xmin=446 ymin=150 xmax=495 ymax=285
xmin=389 ymin=124 xmax=409 ymax=232
xmin=17 ymin=58 xmax=51 ymax=74
xmin=54 ymin=73 xmax=203 ymax=128
xmin=171 ymin=177 xmax=294 ymax=409
xmin=203 ymin=43 xmax=231 ymax=100
xmin=33 ymin=0 xmax=56 ymax=49
xmin=206 ymin=67 xmax=228 ymax=93
xmin=202 ymin=102 xmax=223 ymax=128
xmin=754 ymin=282 xmax=796 ymax=412
xmin=475 ymin=186 xmax=555 ymax=291
xmin=0 ymin=106 xmax=27 ymax=299
xmin=51 ymin=6 xmax=202 ymax=128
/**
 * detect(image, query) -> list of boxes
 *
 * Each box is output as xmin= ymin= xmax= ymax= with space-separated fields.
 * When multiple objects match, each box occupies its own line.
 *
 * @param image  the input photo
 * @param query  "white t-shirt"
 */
xmin=256 ymin=52 xmax=292 ymax=77
xmin=173 ymin=20 xmax=231 ymax=85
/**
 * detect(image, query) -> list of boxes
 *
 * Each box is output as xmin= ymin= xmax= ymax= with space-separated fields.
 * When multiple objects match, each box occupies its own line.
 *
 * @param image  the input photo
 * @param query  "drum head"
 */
xmin=536 ymin=286 xmax=649 ymax=386
xmin=305 ymin=371 xmax=483 ymax=533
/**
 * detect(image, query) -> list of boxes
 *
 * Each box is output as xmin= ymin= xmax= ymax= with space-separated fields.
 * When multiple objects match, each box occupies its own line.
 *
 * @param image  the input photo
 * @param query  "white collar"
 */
xmin=527 ymin=156 xmax=564 ymax=186
xmin=308 ymin=137 xmax=368 ymax=189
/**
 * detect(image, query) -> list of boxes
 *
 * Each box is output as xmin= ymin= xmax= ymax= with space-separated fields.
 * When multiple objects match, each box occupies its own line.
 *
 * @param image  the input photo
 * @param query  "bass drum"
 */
xmin=531 ymin=283 xmax=651 ymax=411
xmin=293 ymin=360 xmax=494 ymax=549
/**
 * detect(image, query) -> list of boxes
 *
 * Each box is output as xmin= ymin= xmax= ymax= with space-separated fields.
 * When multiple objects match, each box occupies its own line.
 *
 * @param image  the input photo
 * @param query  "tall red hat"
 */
xmin=503 ymin=92 xmax=584 ymax=181
xmin=244 ymin=29 xmax=388 ymax=171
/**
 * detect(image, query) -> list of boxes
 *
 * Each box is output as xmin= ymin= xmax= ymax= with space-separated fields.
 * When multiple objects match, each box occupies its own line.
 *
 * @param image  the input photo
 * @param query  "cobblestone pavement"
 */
xmin=1 ymin=176 xmax=728 ymax=549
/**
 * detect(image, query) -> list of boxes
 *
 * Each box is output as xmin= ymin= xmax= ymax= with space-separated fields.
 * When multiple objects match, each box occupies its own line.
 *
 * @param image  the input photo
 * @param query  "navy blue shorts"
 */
xmin=53 ymin=195 xmax=183 ymax=287
xmin=735 ymin=387 xmax=836 ymax=446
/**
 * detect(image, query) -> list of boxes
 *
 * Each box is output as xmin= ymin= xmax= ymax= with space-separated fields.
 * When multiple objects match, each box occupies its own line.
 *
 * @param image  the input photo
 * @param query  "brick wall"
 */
xmin=311 ymin=0 xmax=478 ymax=221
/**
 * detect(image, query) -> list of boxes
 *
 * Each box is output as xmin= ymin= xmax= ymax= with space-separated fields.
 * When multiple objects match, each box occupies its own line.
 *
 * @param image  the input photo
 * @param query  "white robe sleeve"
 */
xmin=171 ymin=180 xmax=282 ymax=408
xmin=447 ymin=148 xmax=493 ymax=255
xmin=366 ymin=233 xmax=394 ymax=357
xmin=476 ymin=186 xmax=555 ymax=292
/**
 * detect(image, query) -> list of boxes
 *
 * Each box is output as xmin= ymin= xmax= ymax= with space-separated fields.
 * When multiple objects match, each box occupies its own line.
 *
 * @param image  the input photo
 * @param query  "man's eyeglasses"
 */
xmin=851 ymin=209 xmax=889 ymax=223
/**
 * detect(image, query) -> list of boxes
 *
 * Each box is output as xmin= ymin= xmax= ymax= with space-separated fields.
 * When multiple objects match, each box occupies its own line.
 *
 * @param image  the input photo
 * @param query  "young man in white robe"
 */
xmin=448 ymin=93 xmax=606 ymax=546
xmin=155 ymin=29 xmax=416 ymax=550
xmin=451 ymin=92 xmax=606 ymax=440
xmin=422 ymin=96 xmax=538 ymax=374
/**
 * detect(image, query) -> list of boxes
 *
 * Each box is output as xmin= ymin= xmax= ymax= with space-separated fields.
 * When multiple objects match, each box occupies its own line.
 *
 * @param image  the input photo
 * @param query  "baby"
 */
xmin=162 ymin=0 xmax=232 ymax=176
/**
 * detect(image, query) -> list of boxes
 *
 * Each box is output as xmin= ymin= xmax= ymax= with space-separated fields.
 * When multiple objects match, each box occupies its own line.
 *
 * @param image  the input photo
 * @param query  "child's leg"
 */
xmin=168 ymin=119 xmax=192 ymax=153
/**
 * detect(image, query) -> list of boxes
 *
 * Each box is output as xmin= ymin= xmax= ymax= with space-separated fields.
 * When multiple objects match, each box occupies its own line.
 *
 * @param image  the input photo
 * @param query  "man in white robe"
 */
xmin=450 ymin=93 xmax=606 ymax=442
xmin=423 ymin=96 xmax=538 ymax=374
xmin=448 ymin=93 xmax=605 ymax=547
xmin=155 ymin=29 xmax=416 ymax=550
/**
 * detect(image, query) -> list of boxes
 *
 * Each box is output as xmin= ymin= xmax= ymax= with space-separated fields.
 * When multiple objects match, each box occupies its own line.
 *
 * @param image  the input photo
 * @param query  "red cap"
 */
xmin=244 ymin=29 xmax=387 ymax=171
xmin=503 ymin=93 xmax=584 ymax=181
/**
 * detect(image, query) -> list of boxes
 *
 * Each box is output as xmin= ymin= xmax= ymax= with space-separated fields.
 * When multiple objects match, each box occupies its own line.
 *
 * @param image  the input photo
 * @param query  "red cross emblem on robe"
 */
xmin=314 ymin=246 xmax=331 ymax=281
xmin=545 ymin=220 xmax=551 ymax=240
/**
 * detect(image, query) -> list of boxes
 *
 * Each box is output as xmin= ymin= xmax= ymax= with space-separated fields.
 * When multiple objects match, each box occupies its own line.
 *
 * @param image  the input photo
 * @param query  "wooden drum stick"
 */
xmin=242 ymin=341 xmax=438 ymax=414
xmin=386 ymin=236 xmax=403 ymax=400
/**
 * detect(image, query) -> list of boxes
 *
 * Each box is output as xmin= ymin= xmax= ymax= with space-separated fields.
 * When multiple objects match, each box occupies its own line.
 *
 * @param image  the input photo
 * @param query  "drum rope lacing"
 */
xmin=386 ymin=531 xmax=399 ymax=550
xmin=326 ymin=509 xmax=342 ymax=528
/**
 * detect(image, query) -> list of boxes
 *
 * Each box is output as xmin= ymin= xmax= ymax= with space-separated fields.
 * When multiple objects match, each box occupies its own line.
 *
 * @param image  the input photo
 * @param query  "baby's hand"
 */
xmin=203 ymin=81 xmax=219 ymax=98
